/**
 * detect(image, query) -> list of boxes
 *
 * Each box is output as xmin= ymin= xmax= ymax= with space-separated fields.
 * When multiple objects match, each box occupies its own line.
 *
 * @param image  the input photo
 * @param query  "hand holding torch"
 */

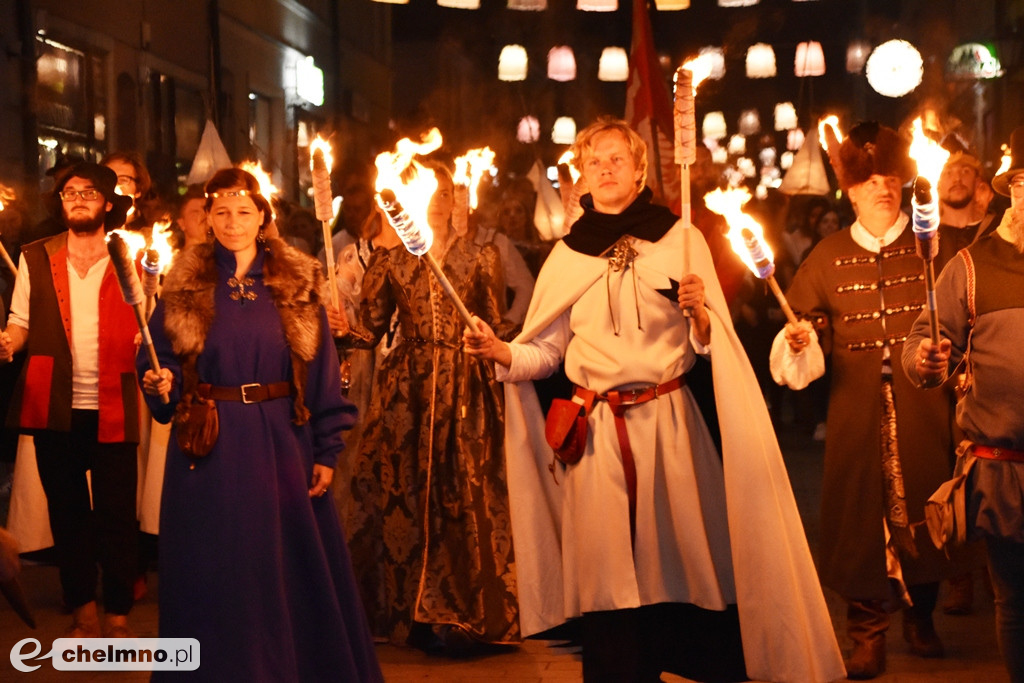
xmin=106 ymin=232 xmax=169 ymax=404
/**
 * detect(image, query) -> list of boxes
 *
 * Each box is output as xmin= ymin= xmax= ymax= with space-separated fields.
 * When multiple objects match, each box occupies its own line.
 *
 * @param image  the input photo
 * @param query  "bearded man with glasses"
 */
xmin=0 ymin=162 xmax=139 ymax=638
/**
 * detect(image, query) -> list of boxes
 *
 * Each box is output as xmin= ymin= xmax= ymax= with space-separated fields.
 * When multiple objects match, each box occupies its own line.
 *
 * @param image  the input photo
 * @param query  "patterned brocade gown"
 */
xmin=345 ymin=237 xmax=520 ymax=646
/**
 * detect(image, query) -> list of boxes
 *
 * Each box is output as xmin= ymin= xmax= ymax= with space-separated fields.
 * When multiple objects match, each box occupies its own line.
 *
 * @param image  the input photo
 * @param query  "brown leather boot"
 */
xmin=64 ymin=600 xmax=101 ymax=638
xmin=902 ymin=610 xmax=945 ymax=658
xmin=942 ymin=572 xmax=974 ymax=615
xmin=845 ymin=599 xmax=889 ymax=680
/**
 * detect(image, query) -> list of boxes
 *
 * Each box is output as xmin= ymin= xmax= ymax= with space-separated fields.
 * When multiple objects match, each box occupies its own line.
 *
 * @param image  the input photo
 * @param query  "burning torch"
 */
xmin=106 ymin=231 xmax=169 ymax=404
xmin=908 ymin=118 xmax=950 ymax=386
xmin=310 ymin=137 xmax=340 ymax=310
xmin=674 ymin=55 xmax=712 ymax=314
xmin=0 ymin=187 xmax=20 ymax=279
xmin=706 ymin=187 xmax=799 ymax=326
xmin=374 ymin=129 xmax=478 ymax=330
xmin=452 ymin=147 xmax=495 ymax=238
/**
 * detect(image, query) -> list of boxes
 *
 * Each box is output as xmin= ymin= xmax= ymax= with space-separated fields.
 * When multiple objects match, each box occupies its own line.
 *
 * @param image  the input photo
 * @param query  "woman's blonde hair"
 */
xmin=569 ymin=117 xmax=648 ymax=190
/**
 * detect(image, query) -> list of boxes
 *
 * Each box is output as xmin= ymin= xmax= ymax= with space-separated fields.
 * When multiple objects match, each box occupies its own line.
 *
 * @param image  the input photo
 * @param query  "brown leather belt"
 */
xmin=971 ymin=444 xmax=1024 ymax=463
xmin=574 ymin=374 xmax=686 ymax=548
xmin=198 ymin=382 xmax=290 ymax=404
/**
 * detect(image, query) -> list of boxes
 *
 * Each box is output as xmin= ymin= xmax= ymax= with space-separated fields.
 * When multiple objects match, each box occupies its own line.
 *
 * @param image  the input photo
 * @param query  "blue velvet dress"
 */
xmin=139 ymin=243 xmax=382 ymax=682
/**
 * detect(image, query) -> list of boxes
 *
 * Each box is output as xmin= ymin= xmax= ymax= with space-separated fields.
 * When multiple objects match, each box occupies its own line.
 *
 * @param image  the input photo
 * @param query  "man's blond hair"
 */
xmin=570 ymin=117 xmax=648 ymax=190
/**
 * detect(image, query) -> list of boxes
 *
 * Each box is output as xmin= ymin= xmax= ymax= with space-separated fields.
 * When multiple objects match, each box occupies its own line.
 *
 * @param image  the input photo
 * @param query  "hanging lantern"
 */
xmin=795 ymin=41 xmax=826 ymax=77
xmin=781 ymin=151 xmax=794 ymax=170
xmin=719 ymin=0 xmax=758 ymax=6
xmin=437 ymin=0 xmax=480 ymax=8
xmin=727 ymin=135 xmax=746 ymax=155
xmin=846 ymin=40 xmax=871 ymax=73
xmin=787 ymin=128 xmax=805 ymax=151
xmin=746 ymin=43 xmax=776 ymax=78
xmin=498 ymin=45 xmax=528 ymax=81
xmin=598 ymin=47 xmax=629 ymax=82
xmin=711 ymin=147 xmax=728 ymax=164
xmin=552 ymin=117 xmax=578 ymax=144
xmin=547 ymin=46 xmax=577 ymax=81
xmin=702 ymin=111 xmax=728 ymax=140
xmin=654 ymin=0 xmax=690 ymax=7
xmin=508 ymin=0 xmax=546 ymax=8
xmin=517 ymin=116 xmax=540 ymax=143
xmin=738 ymin=109 xmax=761 ymax=136
xmin=946 ymin=42 xmax=1004 ymax=81
xmin=865 ymin=39 xmax=923 ymax=98
xmin=371 ymin=0 xmax=408 ymax=4
xmin=737 ymin=157 xmax=757 ymax=178
xmin=759 ymin=147 xmax=777 ymax=167
xmin=577 ymin=0 xmax=616 ymax=10
xmin=699 ymin=47 xmax=726 ymax=80
xmin=774 ymin=102 xmax=798 ymax=131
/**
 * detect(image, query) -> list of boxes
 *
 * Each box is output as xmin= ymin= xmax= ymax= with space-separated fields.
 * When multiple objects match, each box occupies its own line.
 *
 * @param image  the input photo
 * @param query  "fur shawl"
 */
xmin=160 ymin=237 xmax=325 ymax=424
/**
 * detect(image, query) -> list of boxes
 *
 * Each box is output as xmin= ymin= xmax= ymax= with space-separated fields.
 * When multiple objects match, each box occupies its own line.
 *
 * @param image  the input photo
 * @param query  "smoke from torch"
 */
xmin=106 ymin=231 xmax=168 ymax=403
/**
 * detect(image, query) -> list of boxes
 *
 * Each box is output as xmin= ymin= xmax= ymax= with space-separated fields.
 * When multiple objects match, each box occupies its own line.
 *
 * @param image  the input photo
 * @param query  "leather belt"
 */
xmin=574 ymin=374 xmax=686 ymax=548
xmin=198 ymin=382 xmax=290 ymax=404
xmin=971 ymin=444 xmax=1024 ymax=463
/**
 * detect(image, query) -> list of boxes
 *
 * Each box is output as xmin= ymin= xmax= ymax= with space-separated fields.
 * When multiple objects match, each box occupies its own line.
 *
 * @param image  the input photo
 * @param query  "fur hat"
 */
xmin=993 ymin=126 xmax=1024 ymax=197
xmin=53 ymin=162 xmax=133 ymax=229
xmin=824 ymin=121 xmax=915 ymax=191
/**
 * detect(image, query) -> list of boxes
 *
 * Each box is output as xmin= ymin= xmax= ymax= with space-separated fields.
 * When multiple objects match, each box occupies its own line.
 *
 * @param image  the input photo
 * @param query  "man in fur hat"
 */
xmin=0 ymin=162 xmax=140 ymax=638
xmin=770 ymin=122 xmax=962 ymax=679
xmin=904 ymin=124 xmax=1024 ymax=683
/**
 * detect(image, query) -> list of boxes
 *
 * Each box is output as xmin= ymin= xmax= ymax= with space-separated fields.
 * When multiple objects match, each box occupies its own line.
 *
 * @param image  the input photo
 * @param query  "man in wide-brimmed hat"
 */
xmin=905 ymin=124 xmax=1024 ymax=683
xmin=935 ymin=133 xmax=999 ymax=270
xmin=771 ymin=121 xmax=967 ymax=679
xmin=0 ymin=162 xmax=141 ymax=638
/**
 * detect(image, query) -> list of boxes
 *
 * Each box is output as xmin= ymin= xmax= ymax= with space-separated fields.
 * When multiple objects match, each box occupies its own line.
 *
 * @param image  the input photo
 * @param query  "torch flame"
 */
xmin=148 ymin=221 xmax=177 ymax=273
xmin=374 ymin=128 xmax=444 ymax=250
xmin=680 ymin=53 xmax=715 ymax=92
xmin=309 ymin=135 xmax=334 ymax=173
xmin=114 ymin=185 xmax=135 ymax=221
xmin=0 ymin=183 xmax=14 ymax=213
xmin=453 ymin=147 xmax=495 ymax=211
xmin=106 ymin=228 xmax=147 ymax=256
xmin=818 ymin=115 xmax=843 ymax=154
xmin=557 ymin=150 xmax=581 ymax=183
xmin=239 ymin=161 xmax=279 ymax=200
xmin=997 ymin=143 xmax=1012 ymax=177
xmin=908 ymin=117 xmax=950 ymax=189
xmin=704 ymin=187 xmax=775 ymax=276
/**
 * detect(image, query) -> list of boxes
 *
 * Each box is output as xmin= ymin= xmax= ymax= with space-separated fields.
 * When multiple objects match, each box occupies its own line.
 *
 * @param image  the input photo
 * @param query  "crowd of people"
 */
xmin=0 ymin=112 xmax=1021 ymax=683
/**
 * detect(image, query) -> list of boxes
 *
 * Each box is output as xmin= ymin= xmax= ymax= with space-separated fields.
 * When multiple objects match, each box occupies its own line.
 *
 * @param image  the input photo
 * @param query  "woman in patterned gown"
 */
xmin=343 ymin=163 xmax=520 ymax=653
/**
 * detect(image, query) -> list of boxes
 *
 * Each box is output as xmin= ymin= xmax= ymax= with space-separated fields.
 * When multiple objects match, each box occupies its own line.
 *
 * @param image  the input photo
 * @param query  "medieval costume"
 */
xmin=501 ymin=200 xmax=845 ymax=682
xmin=344 ymin=237 xmax=520 ymax=648
xmin=140 ymin=238 xmax=382 ymax=682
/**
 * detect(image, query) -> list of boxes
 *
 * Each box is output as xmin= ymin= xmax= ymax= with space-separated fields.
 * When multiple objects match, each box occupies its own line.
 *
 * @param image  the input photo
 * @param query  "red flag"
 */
xmin=625 ymin=0 xmax=680 ymax=212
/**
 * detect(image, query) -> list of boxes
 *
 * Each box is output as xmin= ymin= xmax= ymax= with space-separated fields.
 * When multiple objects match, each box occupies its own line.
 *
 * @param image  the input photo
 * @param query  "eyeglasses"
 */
xmin=1009 ymin=180 xmax=1024 ymax=193
xmin=59 ymin=189 xmax=102 ymax=202
xmin=116 ymin=175 xmax=137 ymax=186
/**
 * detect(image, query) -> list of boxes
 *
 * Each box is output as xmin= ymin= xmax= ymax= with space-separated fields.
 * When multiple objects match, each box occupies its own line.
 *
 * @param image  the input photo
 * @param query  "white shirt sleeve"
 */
xmin=769 ymin=326 xmax=825 ymax=390
xmin=7 ymin=255 xmax=31 ymax=330
xmin=494 ymin=309 xmax=570 ymax=383
xmin=492 ymin=233 xmax=535 ymax=326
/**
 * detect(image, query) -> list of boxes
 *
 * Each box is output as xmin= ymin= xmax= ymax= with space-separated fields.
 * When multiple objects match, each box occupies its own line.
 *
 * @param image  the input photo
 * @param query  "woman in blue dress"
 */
xmin=139 ymin=168 xmax=382 ymax=682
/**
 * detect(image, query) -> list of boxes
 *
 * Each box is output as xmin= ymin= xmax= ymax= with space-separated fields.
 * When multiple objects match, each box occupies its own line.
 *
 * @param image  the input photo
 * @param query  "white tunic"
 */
xmin=502 ymin=221 xmax=846 ymax=683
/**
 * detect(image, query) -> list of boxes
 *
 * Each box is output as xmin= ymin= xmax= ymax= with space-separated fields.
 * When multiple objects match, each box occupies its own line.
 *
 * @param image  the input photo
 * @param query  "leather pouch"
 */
xmin=174 ymin=392 xmax=219 ymax=459
xmin=545 ymin=397 xmax=589 ymax=465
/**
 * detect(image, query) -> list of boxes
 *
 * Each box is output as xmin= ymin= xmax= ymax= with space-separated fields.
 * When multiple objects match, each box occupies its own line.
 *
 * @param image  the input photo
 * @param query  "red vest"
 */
xmin=8 ymin=233 xmax=141 ymax=443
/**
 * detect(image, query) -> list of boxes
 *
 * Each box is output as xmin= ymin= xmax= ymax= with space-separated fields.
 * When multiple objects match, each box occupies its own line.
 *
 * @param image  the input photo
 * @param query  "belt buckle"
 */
xmin=240 ymin=383 xmax=261 ymax=404
xmin=620 ymin=387 xmax=646 ymax=404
